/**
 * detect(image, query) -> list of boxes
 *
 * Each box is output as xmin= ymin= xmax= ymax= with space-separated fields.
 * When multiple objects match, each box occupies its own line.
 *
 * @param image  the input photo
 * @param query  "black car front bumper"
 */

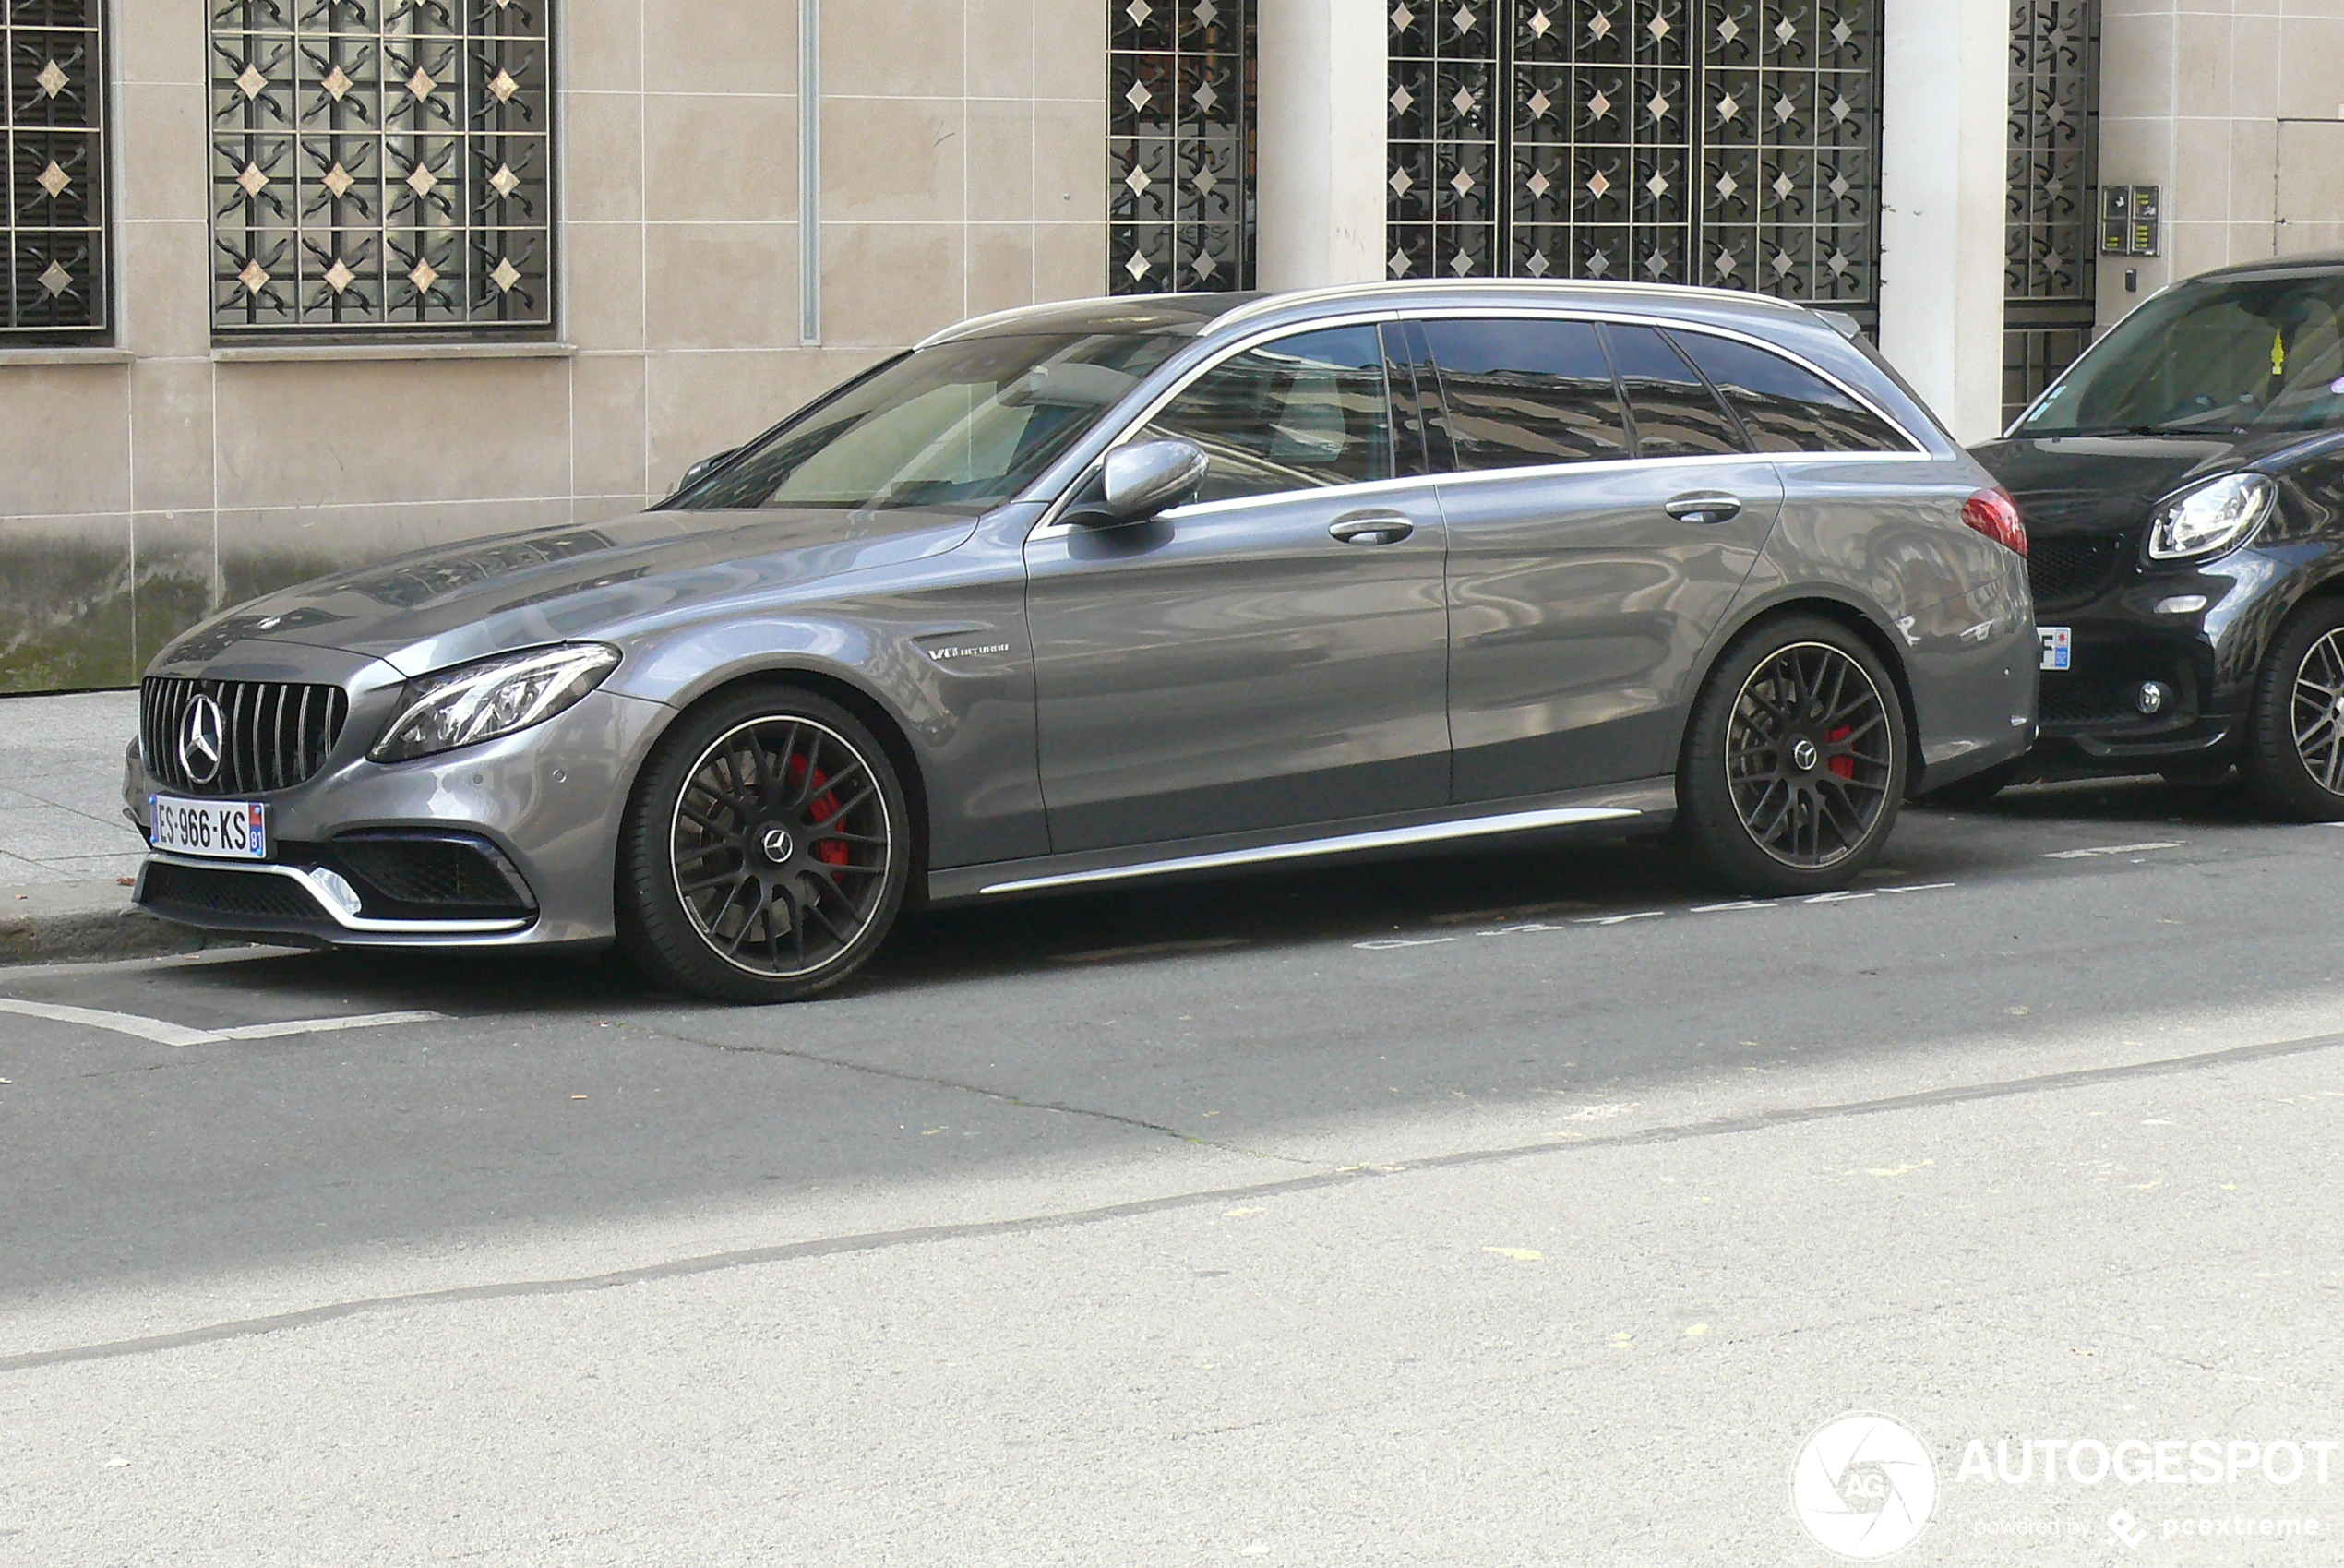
xmin=2024 ymin=547 xmax=2302 ymax=775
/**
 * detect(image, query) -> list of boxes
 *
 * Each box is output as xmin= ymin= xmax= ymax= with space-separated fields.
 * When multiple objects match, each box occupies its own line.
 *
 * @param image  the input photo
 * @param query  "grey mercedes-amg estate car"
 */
xmin=127 ymin=281 xmax=2036 ymax=1001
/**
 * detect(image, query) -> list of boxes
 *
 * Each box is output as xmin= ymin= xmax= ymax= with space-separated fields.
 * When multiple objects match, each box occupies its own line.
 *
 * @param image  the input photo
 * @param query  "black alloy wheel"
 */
xmin=619 ymin=688 xmax=909 ymax=1001
xmin=2246 ymin=599 xmax=2344 ymax=821
xmin=1676 ymin=616 xmax=1907 ymax=894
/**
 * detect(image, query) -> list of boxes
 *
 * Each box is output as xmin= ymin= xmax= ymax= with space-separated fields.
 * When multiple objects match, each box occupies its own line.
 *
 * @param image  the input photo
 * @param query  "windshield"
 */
xmin=2016 ymin=271 xmax=2344 ymax=439
xmin=672 ymin=331 xmax=1185 ymax=512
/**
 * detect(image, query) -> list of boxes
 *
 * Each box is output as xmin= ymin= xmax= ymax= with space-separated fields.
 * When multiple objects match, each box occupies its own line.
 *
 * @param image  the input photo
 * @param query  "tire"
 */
xmin=2244 ymin=598 xmax=2344 ymax=821
xmin=1674 ymin=616 xmax=1909 ymax=896
xmin=617 ymin=687 xmax=910 ymax=1002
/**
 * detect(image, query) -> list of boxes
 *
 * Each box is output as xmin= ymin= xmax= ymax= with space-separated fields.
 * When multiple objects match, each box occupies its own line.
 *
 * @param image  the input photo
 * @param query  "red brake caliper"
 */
xmin=1824 ymin=724 xmax=1855 ymax=780
xmin=784 ymin=755 xmax=853 ymax=866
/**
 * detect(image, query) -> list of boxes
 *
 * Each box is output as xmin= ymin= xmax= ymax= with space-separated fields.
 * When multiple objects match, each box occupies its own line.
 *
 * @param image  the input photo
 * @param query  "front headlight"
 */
xmin=2147 ymin=473 xmax=2276 ymax=561
xmin=370 ymin=643 xmax=620 ymax=763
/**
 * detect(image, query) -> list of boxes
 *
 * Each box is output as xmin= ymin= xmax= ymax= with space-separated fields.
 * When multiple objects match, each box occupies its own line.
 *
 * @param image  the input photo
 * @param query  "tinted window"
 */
xmin=681 ymin=331 xmax=1183 ymax=512
xmin=1671 ymin=331 xmax=1912 ymax=453
xmin=1421 ymin=318 xmax=1630 ymax=470
xmin=1602 ymin=323 xmax=1749 ymax=458
xmin=1136 ymin=325 xmax=1394 ymax=504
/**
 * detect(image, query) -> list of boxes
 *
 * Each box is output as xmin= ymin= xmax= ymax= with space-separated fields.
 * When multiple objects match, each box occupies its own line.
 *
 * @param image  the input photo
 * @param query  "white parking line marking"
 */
xmin=1353 ymin=936 xmax=1459 ymax=951
xmin=1573 ymin=911 xmax=1666 ymax=926
xmin=0 ymin=999 xmax=446 ymax=1047
xmin=2042 ymin=842 xmax=2182 ymax=859
xmin=1881 ymin=882 xmax=1957 ymax=893
xmin=1805 ymin=891 xmax=1876 ymax=904
xmin=1691 ymin=900 xmax=1776 ymax=913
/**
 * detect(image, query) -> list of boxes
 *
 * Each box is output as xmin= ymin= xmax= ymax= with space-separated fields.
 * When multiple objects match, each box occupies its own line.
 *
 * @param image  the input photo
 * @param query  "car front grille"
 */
xmin=142 ymin=676 xmax=350 ymax=796
xmin=2026 ymin=536 xmax=2127 ymax=610
xmin=139 ymin=861 xmax=323 ymax=923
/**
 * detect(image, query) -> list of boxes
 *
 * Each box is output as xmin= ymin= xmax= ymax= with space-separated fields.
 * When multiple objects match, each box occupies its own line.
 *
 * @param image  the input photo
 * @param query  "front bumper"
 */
xmin=126 ymin=681 xmax=676 ymax=949
xmin=2024 ymin=547 xmax=2297 ymax=774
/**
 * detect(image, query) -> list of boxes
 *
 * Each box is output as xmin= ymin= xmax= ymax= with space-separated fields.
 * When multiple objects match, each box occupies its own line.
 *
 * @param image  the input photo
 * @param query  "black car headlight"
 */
xmin=370 ymin=644 xmax=620 ymax=763
xmin=2147 ymin=473 xmax=2276 ymax=561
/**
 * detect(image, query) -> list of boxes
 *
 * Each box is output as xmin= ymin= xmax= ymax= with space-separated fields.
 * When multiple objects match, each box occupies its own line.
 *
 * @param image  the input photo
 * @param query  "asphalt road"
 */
xmin=3 ymin=779 xmax=2341 ymax=1566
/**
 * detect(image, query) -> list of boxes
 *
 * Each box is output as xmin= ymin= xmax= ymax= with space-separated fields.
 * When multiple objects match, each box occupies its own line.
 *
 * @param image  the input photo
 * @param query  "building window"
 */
xmin=1388 ymin=0 xmax=1883 ymax=317
xmin=4 ymin=0 xmax=107 ymax=339
xmin=1107 ymin=0 xmax=1255 ymax=293
xmin=209 ymin=0 xmax=553 ymax=337
xmin=2003 ymin=0 xmax=2099 ymax=429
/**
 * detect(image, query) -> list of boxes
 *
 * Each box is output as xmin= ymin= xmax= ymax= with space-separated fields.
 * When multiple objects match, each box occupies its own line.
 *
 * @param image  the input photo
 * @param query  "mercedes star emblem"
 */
xmin=179 ymin=693 xmax=226 ymax=785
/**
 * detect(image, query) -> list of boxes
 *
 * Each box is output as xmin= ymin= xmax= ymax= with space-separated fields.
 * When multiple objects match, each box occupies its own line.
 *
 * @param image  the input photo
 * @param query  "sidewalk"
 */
xmin=0 ymin=690 xmax=212 ymax=964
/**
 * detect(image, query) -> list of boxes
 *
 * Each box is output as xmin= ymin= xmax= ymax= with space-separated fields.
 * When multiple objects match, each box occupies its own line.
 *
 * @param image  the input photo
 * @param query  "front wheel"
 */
xmin=617 ymin=688 xmax=910 ymax=1002
xmin=2245 ymin=599 xmax=2344 ymax=821
xmin=1674 ymin=617 xmax=1908 ymax=895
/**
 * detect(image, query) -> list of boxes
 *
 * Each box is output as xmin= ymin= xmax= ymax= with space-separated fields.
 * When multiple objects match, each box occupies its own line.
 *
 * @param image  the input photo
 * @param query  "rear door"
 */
xmin=1420 ymin=315 xmax=1784 ymax=801
xmin=1023 ymin=320 xmax=1452 ymax=854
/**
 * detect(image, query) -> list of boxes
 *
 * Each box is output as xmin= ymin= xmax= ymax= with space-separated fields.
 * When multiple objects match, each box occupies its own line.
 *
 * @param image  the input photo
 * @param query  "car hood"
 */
xmin=155 ymin=505 xmax=981 ymax=675
xmin=1970 ymin=428 xmax=2335 ymax=536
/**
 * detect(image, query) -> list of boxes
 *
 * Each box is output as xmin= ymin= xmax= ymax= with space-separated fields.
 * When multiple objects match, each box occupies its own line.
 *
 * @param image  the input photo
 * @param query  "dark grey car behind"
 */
xmin=128 ymin=281 xmax=2036 ymax=1000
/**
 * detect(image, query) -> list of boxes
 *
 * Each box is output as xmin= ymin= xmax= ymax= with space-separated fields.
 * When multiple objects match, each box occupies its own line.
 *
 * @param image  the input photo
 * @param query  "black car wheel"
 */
xmin=2246 ymin=600 xmax=2344 ymax=821
xmin=1676 ymin=616 xmax=1907 ymax=894
xmin=619 ymin=688 xmax=909 ymax=1001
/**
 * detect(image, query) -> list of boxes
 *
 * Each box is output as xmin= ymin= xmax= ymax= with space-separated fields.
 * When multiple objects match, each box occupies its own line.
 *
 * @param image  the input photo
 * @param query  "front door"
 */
xmin=1421 ymin=315 xmax=1784 ymax=800
xmin=1023 ymin=322 xmax=1451 ymax=855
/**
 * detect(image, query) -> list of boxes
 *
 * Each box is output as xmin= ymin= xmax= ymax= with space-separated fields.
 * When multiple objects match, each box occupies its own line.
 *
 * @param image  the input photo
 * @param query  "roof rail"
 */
xmin=1209 ymin=275 xmax=1807 ymax=331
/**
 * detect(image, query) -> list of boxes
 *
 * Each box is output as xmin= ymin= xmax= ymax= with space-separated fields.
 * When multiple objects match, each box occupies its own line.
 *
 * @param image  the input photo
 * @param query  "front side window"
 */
xmin=1422 ymin=317 xmax=1629 ymax=470
xmin=1673 ymin=330 xmax=1910 ymax=453
xmin=4 ymin=0 xmax=106 ymax=339
xmin=2014 ymin=272 xmax=2344 ymax=440
xmin=209 ymin=0 xmax=553 ymax=335
xmin=1134 ymin=325 xmax=1393 ymax=504
xmin=676 ymin=331 xmax=1183 ymax=514
xmin=1602 ymin=323 xmax=1747 ymax=458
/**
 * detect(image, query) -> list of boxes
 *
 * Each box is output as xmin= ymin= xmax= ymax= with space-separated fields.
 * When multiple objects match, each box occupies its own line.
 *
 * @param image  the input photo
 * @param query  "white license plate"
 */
xmin=149 ymin=796 xmax=268 ymax=860
xmin=2039 ymin=626 xmax=2073 ymax=672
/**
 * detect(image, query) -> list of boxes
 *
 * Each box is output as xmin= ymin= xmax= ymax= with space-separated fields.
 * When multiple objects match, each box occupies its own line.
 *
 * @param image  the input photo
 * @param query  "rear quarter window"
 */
xmin=1670 ymin=331 xmax=1914 ymax=454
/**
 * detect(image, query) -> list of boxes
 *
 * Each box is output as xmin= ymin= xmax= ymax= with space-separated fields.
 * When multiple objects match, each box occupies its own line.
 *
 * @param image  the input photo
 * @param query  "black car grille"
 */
xmin=331 ymin=836 xmax=533 ymax=916
xmin=2026 ymin=536 xmax=2127 ymax=610
xmin=142 ymin=676 xmax=350 ymax=796
xmin=139 ymin=861 xmax=322 ymax=922
xmin=2038 ymin=674 xmax=2142 ymax=727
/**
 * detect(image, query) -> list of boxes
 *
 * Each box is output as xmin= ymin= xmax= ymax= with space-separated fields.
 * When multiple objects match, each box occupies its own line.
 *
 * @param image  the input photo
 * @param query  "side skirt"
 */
xmin=926 ymin=777 xmax=1677 ymax=904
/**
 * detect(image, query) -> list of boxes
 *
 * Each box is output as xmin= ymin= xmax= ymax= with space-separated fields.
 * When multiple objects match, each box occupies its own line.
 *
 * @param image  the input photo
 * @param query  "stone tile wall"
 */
xmin=0 ymin=0 xmax=1106 ymax=693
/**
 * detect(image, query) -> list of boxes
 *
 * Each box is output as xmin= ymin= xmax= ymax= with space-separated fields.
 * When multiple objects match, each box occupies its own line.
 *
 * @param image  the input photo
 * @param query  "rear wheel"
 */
xmin=1675 ymin=617 xmax=1908 ymax=895
xmin=618 ymin=688 xmax=909 ymax=1001
xmin=2245 ymin=599 xmax=2344 ymax=821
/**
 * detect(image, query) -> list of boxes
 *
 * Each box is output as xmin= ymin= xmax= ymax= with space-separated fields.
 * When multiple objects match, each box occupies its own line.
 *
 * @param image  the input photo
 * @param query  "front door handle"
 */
xmin=1665 ymin=491 xmax=1743 ymax=525
xmin=1329 ymin=512 xmax=1415 ymax=545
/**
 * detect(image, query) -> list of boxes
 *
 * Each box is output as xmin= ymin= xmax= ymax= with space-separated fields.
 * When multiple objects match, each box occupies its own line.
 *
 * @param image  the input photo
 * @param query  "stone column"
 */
xmin=1876 ymin=0 xmax=2009 ymax=445
xmin=1255 ymin=0 xmax=1388 ymax=291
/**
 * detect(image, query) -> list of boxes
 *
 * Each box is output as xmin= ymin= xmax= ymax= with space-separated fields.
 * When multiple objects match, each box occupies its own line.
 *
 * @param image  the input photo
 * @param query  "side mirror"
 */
xmin=1084 ymin=438 xmax=1209 ymax=525
xmin=677 ymin=447 xmax=740 ymax=493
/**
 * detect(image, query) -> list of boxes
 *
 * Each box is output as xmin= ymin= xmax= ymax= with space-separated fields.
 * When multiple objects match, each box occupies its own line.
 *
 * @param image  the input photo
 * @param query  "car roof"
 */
xmin=2168 ymin=251 xmax=2344 ymax=285
xmin=918 ymin=278 xmax=1821 ymax=351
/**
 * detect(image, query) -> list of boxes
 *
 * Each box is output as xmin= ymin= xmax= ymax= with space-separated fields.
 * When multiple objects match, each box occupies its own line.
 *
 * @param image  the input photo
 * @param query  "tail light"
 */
xmin=1962 ymin=488 xmax=2028 ymax=558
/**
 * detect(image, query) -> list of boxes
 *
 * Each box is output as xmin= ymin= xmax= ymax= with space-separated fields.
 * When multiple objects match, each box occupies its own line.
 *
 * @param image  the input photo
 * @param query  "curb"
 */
xmin=0 ymin=880 xmax=229 ymax=966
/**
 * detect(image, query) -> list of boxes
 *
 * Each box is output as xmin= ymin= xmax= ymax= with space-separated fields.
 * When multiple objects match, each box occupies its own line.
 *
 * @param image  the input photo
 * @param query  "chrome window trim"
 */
xmin=142 ymin=853 xmax=532 ymax=935
xmin=1028 ymin=305 xmax=1928 ymax=542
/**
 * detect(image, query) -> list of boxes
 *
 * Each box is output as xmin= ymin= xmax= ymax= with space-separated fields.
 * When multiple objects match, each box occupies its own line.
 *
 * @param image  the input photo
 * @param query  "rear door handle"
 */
xmin=1329 ymin=512 xmax=1415 ymax=545
xmin=1665 ymin=491 xmax=1743 ymax=525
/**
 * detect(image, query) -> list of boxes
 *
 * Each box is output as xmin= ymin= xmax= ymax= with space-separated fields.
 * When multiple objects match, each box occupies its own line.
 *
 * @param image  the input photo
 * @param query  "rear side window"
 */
xmin=1421 ymin=318 xmax=1630 ymax=470
xmin=1601 ymin=323 xmax=1749 ymax=458
xmin=1669 ymin=331 xmax=1914 ymax=454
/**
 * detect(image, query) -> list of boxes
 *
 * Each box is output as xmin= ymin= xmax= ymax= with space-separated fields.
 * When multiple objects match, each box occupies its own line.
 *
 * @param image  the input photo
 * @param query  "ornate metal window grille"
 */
xmin=1388 ymin=1 xmax=1882 ymax=315
xmin=2003 ymin=0 xmax=2098 ymax=429
xmin=4 ymin=0 xmax=106 ymax=339
xmin=209 ymin=0 xmax=553 ymax=335
xmin=1107 ymin=0 xmax=1254 ymax=293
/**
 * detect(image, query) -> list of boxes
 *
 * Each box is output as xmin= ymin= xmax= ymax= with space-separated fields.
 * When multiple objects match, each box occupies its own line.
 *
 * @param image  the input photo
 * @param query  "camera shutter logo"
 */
xmin=179 ymin=694 xmax=226 ymax=786
xmin=1790 ymin=1412 xmax=1938 ymax=1560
